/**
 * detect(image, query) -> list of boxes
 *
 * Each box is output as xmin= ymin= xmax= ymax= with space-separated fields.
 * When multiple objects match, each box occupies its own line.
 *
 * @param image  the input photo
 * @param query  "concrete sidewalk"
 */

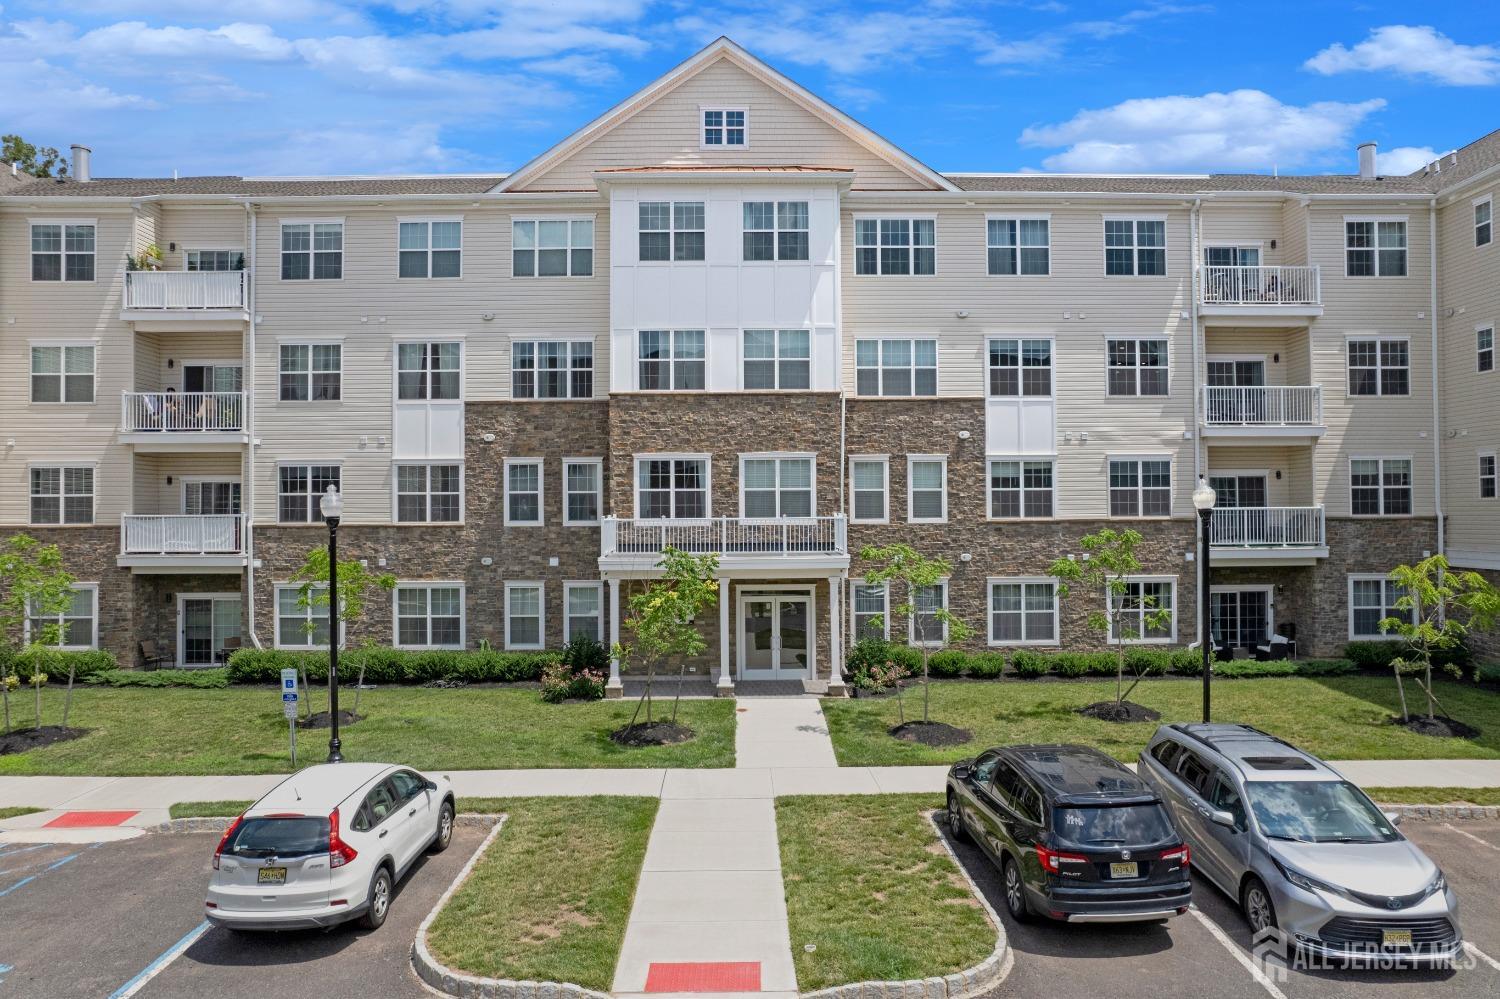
xmin=733 ymin=696 xmax=838 ymax=769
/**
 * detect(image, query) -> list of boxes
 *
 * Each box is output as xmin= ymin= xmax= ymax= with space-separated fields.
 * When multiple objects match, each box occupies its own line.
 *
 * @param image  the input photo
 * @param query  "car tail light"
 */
xmin=1035 ymin=844 xmax=1089 ymax=874
xmin=1160 ymin=845 xmax=1191 ymax=867
xmin=328 ymin=807 xmax=357 ymax=869
xmin=213 ymin=815 xmax=244 ymax=871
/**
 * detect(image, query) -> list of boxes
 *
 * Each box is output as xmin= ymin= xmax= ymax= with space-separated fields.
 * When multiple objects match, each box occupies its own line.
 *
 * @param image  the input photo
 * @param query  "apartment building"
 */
xmin=2 ymin=37 xmax=1495 ymax=692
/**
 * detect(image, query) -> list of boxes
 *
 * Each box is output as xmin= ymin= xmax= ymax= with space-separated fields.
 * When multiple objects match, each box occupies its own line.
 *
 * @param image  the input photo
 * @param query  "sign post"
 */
xmin=281 ymin=669 xmax=300 ymax=768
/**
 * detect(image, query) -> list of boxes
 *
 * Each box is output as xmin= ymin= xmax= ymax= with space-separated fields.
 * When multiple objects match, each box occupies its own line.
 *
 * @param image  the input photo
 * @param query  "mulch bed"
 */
xmin=0 ymin=725 xmax=88 ymax=756
xmin=1391 ymin=715 xmax=1480 ymax=739
xmin=1077 ymin=700 xmax=1162 ymax=723
xmin=297 ymin=710 xmax=362 ymax=729
xmin=422 ymin=678 xmax=468 ymax=689
xmin=610 ymin=721 xmax=696 ymax=746
xmin=890 ymin=720 xmax=973 ymax=746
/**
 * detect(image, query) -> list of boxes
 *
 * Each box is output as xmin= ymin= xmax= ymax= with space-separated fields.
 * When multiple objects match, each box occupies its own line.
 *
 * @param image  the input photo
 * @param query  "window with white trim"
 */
xmin=30 ymin=344 xmax=94 ymax=403
xmin=276 ymin=584 xmax=332 ymax=648
xmin=277 ymin=464 xmax=340 ymax=523
xmin=564 ymin=582 xmax=603 ymax=642
xmin=1479 ymin=326 xmax=1494 ymax=374
xmin=1347 ymin=337 xmax=1409 ymax=396
xmin=989 ymin=579 xmax=1057 ymax=645
xmin=1345 ymin=219 xmax=1406 ymax=277
xmin=910 ymin=581 xmax=948 ymax=646
xmin=636 ymin=457 xmax=708 ymax=519
xmin=702 ymin=108 xmax=746 ymax=146
xmin=505 ymin=459 xmax=543 ymax=525
xmin=31 ymin=223 xmax=94 ymax=281
xmin=1109 ymin=458 xmax=1171 ymax=517
xmin=989 ymin=460 xmax=1054 ymax=518
xmin=564 ymin=459 xmax=602 ymax=525
xmin=742 ymin=456 xmax=813 ymax=519
xmin=855 ymin=338 xmax=937 ymax=396
xmin=743 ymin=329 xmax=809 ymax=389
xmin=1350 ymin=457 xmax=1412 ymax=516
xmin=1104 ymin=219 xmax=1165 ymax=276
xmin=852 ymin=580 xmax=888 ymax=641
xmin=186 ymin=249 xmax=243 ymax=271
xmin=281 ymin=221 xmax=342 ymax=280
xmin=396 ymin=464 xmax=461 ymax=523
xmin=397 ymin=341 xmax=461 ymax=400
xmin=743 ymin=201 xmax=808 ymax=261
xmin=850 ymin=457 xmax=888 ymax=523
xmin=638 ymin=330 xmax=705 ymax=390
xmin=987 ymin=338 xmax=1052 ymax=396
xmin=1110 ymin=578 xmax=1176 ymax=643
xmin=1480 ymin=453 xmax=1496 ymax=500
xmin=987 ymin=218 xmax=1049 ymax=275
xmin=183 ymin=480 xmax=240 ymax=515
xmin=279 ymin=343 xmax=341 ymax=401
xmin=907 ymin=456 xmax=947 ymax=522
xmin=1106 ymin=338 xmax=1168 ymax=396
xmin=639 ymin=202 xmax=704 ymax=262
xmin=1350 ymin=575 xmax=1412 ymax=638
xmin=29 ymin=466 xmax=93 ymax=525
xmin=1475 ymin=197 xmax=1492 ymax=248
xmin=398 ymin=219 xmax=461 ymax=278
xmin=505 ymin=582 xmax=544 ymax=649
xmin=513 ymin=218 xmax=593 ymax=277
xmin=394 ymin=584 xmax=463 ymax=648
xmin=854 ymin=217 xmax=935 ymax=275
xmin=513 ymin=340 xmax=593 ymax=399
xmin=26 ymin=585 xmax=96 ymax=648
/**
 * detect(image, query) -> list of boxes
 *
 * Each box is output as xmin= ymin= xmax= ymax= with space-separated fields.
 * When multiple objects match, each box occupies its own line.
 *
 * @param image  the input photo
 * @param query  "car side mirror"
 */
xmin=425 ymin=780 xmax=439 ymax=792
xmin=1208 ymin=809 xmax=1237 ymax=828
xmin=1383 ymin=811 xmax=1402 ymax=827
xmin=953 ymin=764 xmax=972 ymax=782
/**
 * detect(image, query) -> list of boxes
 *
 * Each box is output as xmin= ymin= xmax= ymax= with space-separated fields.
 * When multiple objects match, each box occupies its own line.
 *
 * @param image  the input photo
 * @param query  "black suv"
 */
xmin=946 ymin=744 xmax=1193 ymax=923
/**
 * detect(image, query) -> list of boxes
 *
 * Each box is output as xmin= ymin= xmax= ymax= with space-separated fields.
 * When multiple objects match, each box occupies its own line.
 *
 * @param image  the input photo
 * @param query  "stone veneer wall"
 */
xmin=0 ymin=526 xmax=139 ymax=664
xmin=1470 ymin=569 xmax=1500 ymax=665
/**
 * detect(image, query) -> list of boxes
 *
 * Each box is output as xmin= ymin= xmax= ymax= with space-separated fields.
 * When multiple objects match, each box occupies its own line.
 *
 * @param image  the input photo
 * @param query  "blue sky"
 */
xmin=0 ymin=2 xmax=1497 ymax=178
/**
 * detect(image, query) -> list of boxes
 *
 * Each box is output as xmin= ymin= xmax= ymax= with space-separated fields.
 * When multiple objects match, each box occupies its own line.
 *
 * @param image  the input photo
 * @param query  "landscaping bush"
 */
xmin=0 ymin=648 xmax=115 ymax=681
xmin=1215 ymin=659 xmax=1357 ymax=679
xmin=226 ymin=647 xmax=561 ymax=685
xmin=539 ymin=658 xmax=607 ymax=703
xmin=86 ymin=668 xmax=230 ymax=688
xmin=926 ymin=650 xmax=968 ymax=678
xmin=967 ymin=652 xmax=1006 ymax=679
xmin=1010 ymin=650 xmax=1052 ymax=679
xmin=1344 ymin=639 xmax=1470 ymax=672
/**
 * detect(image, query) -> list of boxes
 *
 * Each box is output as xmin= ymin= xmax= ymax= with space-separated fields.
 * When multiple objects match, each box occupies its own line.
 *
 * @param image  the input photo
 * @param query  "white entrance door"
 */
xmin=739 ymin=592 xmax=813 ymax=680
xmin=179 ymin=594 xmax=242 ymax=666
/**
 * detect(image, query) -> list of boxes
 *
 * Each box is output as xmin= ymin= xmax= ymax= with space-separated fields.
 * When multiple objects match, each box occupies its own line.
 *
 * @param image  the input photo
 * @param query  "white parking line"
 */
xmin=107 ymin=920 xmax=211 ymax=999
xmin=1188 ymin=907 xmax=1289 ymax=999
xmin=1466 ymin=942 xmax=1500 ymax=974
xmin=1443 ymin=823 xmax=1500 ymax=852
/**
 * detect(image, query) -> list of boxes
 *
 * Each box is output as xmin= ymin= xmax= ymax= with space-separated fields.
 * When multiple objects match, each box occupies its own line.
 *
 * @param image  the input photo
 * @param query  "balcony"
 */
xmin=1201 ymin=385 xmax=1325 ymax=443
xmin=1198 ymin=265 xmax=1322 ymax=322
xmin=121 ymin=270 xmax=248 ymax=322
xmin=600 ymin=515 xmax=849 ymax=576
xmin=1209 ymin=506 xmax=1328 ymax=565
xmin=119 ymin=391 xmax=248 ymax=451
xmin=118 ymin=514 xmax=247 ymax=572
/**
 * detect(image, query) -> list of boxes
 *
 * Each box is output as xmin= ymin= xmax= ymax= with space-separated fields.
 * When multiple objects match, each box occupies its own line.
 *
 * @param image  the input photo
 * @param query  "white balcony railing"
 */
xmin=122 ymin=514 xmax=245 ymax=555
xmin=123 ymin=270 xmax=246 ymax=310
xmin=1202 ymin=385 xmax=1323 ymax=427
xmin=601 ymin=515 xmax=848 ymax=558
xmin=1200 ymin=265 xmax=1320 ymax=306
xmin=1210 ymin=506 xmax=1325 ymax=548
xmin=122 ymin=391 xmax=244 ymax=433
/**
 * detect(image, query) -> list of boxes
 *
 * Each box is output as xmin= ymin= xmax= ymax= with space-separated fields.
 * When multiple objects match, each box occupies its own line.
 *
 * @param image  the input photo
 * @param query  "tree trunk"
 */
xmin=1 ymin=680 xmax=11 ymax=735
xmin=62 ymin=661 xmax=77 ymax=729
xmin=353 ymin=663 xmax=366 ymax=718
xmin=921 ymin=651 xmax=931 ymax=725
xmin=671 ymin=659 xmax=688 ymax=724
xmin=1424 ymin=660 xmax=1436 ymax=721
xmin=33 ymin=674 xmax=43 ymax=730
xmin=300 ymin=666 xmax=312 ymax=720
xmin=1394 ymin=665 xmax=1410 ymax=723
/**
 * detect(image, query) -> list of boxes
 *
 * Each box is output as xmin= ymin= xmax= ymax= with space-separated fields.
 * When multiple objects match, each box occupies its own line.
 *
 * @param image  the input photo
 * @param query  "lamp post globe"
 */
xmin=1193 ymin=476 xmax=1217 ymax=724
xmin=321 ymin=485 xmax=344 ymax=763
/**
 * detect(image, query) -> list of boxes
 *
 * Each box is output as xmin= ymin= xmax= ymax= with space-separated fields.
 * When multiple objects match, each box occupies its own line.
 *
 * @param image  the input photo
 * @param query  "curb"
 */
xmin=144 ymin=814 xmax=502 ymax=834
xmin=1374 ymin=803 xmax=1500 ymax=821
xmin=800 ymin=811 xmax=1012 ymax=999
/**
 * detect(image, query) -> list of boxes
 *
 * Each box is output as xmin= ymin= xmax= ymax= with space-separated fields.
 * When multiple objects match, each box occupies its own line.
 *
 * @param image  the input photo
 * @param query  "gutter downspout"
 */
xmin=1189 ymin=199 xmax=1204 ymax=642
xmin=1429 ymin=198 xmax=1444 ymax=555
xmin=245 ymin=202 xmax=263 ymax=648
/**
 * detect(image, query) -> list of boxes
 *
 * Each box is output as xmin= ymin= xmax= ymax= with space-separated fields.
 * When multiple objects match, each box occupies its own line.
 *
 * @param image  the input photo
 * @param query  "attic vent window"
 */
xmin=702 ymin=108 xmax=746 ymax=147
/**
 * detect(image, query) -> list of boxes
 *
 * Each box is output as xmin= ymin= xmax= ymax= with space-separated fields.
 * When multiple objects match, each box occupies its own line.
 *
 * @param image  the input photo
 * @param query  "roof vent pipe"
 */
xmin=1357 ymin=141 xmax=1376 ymax=180
xmin=70 ymin=145 xmax=92 ymax=182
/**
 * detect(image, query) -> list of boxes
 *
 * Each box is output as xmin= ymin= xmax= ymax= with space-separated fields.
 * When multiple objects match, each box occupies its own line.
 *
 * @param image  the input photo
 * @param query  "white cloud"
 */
xmin=1071 ymin=3 xmax=1213 ymax=41
xmin=1020 ymin=89 xmax=1386 ymax=172
xmin=0 ymin=57 xmax=158 ymax=123
xmin=522 ymin=53 xmax=619 ymax=85
xmin=1305 ymin=25 xmax=1500 ymax=87
xmin=1376 ymin=146 xmax=1452 ymax=176
xmin=232 ymin=123 xmax=463 ymax=174
xmin=75 ymin=21 xmax=298 ymax=61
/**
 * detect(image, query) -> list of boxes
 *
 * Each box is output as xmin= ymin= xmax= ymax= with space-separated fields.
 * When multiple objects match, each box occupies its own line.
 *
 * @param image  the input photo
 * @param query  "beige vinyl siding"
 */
xmin=134 ymin=202 xmax=161 ymax=257
xmin=132 ymin=453 xmax=245 ymax=515
xmin=1205 ymin=446 xmax=1315 ymax=506
xmin=1200 ymin=201 xmax=1289 ymax=264
xmin=149 ymin=330 xmax=245 ymax=389
xmin=1279 ymin=200 xmax=1309 ymax=266
xmin=1202 ymin=327 xmax=1311 ymax=386
xmin=519 ymin=60 xmax=926 ymax=192
xmin=133 ymin=335 xmax=164 ymax=393
xmin=158 ymin=206 xmax=247 ymax=270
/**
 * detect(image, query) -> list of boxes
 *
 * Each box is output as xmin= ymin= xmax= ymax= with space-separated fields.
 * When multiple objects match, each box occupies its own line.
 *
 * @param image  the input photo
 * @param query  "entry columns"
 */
xmin=606 ymin=576 xmax=622 ymax=697
xmin=827 ymin=576 xmax=846 ymax=695
xmin=717 ymin=575 xmax=733 ymax=696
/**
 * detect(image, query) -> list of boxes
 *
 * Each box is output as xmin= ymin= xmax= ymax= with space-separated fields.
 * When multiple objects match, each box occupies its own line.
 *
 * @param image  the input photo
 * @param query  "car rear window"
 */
xmin=1052 ymin=804 xmax=1175 ymax=846
xmin=225 ymin=816 xmax=330 ymax=858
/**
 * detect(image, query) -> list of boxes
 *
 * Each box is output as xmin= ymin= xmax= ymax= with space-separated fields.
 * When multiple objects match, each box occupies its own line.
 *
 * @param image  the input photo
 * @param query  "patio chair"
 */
xmin=214 ymin=636 xmax=242 ymax=665
xmin=139 ymin=640 xmax=172 ymax=671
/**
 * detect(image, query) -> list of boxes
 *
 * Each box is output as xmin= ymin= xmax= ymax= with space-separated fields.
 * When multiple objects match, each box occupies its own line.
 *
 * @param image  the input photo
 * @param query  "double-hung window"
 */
xmin=702 ymin=108 xmax=746 ymax=146
xmin=186 ymin=249 xmax=243 ymax=271
xmin=987 ymin=218 xmax=1049 ymax=275
xmin=505 ymin=458 xmax=543 ymax=525
xmin=1478 ymin=197 xmax=1494 ymax=248
xmin=910 ymin=582 xmax=948 ymax=647
xmin=1110 ymin=578 xmax=1176 ymax=642
xmin=988 ymin=579 xmax=1057 ymax=645
xmin=1106 ymin=338 xmax=1168 ymax=396
xmin=26 ymin=585 xmax=96 ymax=648
xmin=1350 ymin=457 xmax=1412 ymax=516
xmin=1104 ymin=219 xmax=1166 ymax=276
xmin=850 ymin=457 xmax=888 ymax=523
xmin=907 ymin=456 xmax=947 ymax=522
xmin=279 ymin=343 xmax=341 ymax=401
xmin=513 ymin=340 xmax=593 ymax=398
xmin=397 ymin=342 xmax=461 ymax=400
xmin=31 ymin=223 xmax=94 ymax=281
xmin=1480 ymin=453 xmax=1497 ymax=500
xmin=30 ymin=344 xmax=95 ymax=403
xmin=1346 ymin=337 xmax=1409 ymax=396
xmin=563 ymin=459 xmax=602 ymax=524
xmin=564 ymin=582 xmax=603 ymax=642
xmin=638 ymin=330 xmax=705 ymax=390
xmin=1109 ymin=458 xmax=1172 ymax=517
xmin=512 ymin=218 xmax=593 ymax=277
xmin=743 ymin=202 xmax=809 ymax=261
xmin=988 ymin=460 xmax=1054 ymax=518
xmin=742 ymin=455 xmax=813 ymax=519
xmin=987 ymin=338 xmax=1052 ymax=396
xmin=30 ymin=466 xmax=93 ymax=525
xmin=855 ymin=338 xmax=937 ymax=396
xmin=505 ymin=582 xmax=545 ymax=649
xmin=852 ymin=581 xmax=889 ymax=640
xmin=396 ymin=584 xmax=464 ymax=648
xmin=277 ymin=465 xmax=340 ymax=523
xmin=281 ymin=221 xmax=343 ymax=280
xmin=396 ymin=464 xmax=461 ymax=523
xmin=854 ymin=217 xmax=935 ymax=275
xmin=276 ymin=584 xmax=332 ymax=648
xmin=637 ymin=457 xmax=708 ymax=519
xmin=1478 ymin=326 xmax=1494 ymax=374
xmin=1345 ymin=219 xmax=1407 ymax=276
xmin=1349 ymin=575 xmax=1411 ymax=639
xmin=398 ymin=219 xmax=461 ymax=278
xmin=743 ymin=329 xmax=810 ymax=389
xmin=639 ymin=202 xmax=705 ymax=261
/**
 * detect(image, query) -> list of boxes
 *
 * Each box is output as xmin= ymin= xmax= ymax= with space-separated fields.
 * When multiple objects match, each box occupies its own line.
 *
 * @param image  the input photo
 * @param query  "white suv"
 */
xmin=205 ymin=762 xmax=455 ymax=931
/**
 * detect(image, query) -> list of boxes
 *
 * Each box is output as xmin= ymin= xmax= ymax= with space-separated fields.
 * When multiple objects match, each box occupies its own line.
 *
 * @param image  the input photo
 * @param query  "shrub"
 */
xmin=226 ymin=647 xmax=561 ymax=685
xmin=1123 ymin=648 xmax=1176 ymax=676
xmin=845 ymin=638 xmax=893 ymax=685
xmin=1343 ymin=639 xmax=1470 ymax=672
xmin=86 ymin=668 xmax=230 ymax=688
xmin=1215 ymin=658 xmax=1356 ymax=679
xmin=561 ymin=635 xmax=609 ymax=674
xmin=927 ymin=650 xmax=968 ymax=678
xmin=1010 ymin=650 xmax=1051 ymax=678
xmin=539 ymin=659 xmax=606 ymax=703
xmin=0 ymin=648 xmax=116 ymax=681
xmin=967 ymin=652 xmax=1006 ymax=679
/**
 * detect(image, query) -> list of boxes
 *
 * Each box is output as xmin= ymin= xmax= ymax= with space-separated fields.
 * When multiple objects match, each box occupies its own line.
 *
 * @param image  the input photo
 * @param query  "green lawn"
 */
xmin=777 ymin=794 xmax=994 ymax=993
xmin=1366 ymin=787 xmax=1500 ymax=806
xmin=0 ymin=687 xmax=735 ymax=775
xmin=824 ymin=677 xmax=1500 ymax=766
xmin=0 ymin=806 xmax=43 ymax=821
xmin=168 ymin=796 xmax=552 ymax=819
xmin=426 ymin=796 xmax=656 ymax=992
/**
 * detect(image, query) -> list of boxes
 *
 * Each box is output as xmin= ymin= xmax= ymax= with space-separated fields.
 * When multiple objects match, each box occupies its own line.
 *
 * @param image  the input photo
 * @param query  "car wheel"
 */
xmin=1002 ymin=856 xmax=1031 ymax=923
xmin=358 ymin=866 xmax=393 ymax=930
xmin=430 ymin=800 xmax=455 ymax=853
xmin=946 ymin=792 xmax=969 ymax=843
xmin=1242 ymin=877 xmax=1278 ymax=934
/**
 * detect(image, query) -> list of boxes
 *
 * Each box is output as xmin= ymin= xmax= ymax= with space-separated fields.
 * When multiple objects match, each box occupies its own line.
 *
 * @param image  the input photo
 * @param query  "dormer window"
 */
xmin=702 ymin=108 xmax=746 ymax=147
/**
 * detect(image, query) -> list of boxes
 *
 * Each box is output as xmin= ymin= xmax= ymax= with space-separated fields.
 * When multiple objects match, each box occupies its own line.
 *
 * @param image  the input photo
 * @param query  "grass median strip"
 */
xmin=0 ymin=806 xmax=43 ymax=820
xmin=426 ymin=796 xmax=656 ymax=992
xmin=1367 ymin=787 xmax=1500 ymax=806
xmin=777 ymin=794 xmax=994 ymax=993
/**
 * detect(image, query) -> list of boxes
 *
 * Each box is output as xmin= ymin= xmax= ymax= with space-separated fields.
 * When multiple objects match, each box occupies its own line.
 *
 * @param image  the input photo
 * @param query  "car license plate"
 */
xmin=1109 ymin=862 xmax=1139 ymax=879
xmin=257 ymin=867 xmax=287 ymax=885
xmin=1382 ymin=929 xmax=1413 ymax=948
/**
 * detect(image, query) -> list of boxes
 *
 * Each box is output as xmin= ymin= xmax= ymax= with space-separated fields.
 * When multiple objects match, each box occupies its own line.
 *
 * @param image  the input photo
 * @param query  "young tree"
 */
xmin=0 ymin=535 xmax=77 ymax=734
xmin=1 ymin=135 xmax=68 ymax=178
xmin=610 ymin=547 xmax=720 ymax=732
xmin=859 ymin=543 xmax=972 ymax=725
xmin=1047 ymin=528 xmax=1172 ymax=716
xmin=290 ymin=545 xmax=396 ymax=718
xmin=1379 ymin=555 xmax=1500 ymax=725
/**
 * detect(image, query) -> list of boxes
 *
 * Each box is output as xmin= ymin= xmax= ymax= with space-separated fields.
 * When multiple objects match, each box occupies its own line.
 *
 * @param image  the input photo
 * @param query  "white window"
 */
xmin=397 ymin=341 xmax=462 ymax=400
xmin=1477 ymin=197 xmax=1493 ymax=248
xmin=1480 ymin=453 xmax=1496 ymax=500
xmin=564 ymin=582 xmax=603 ymax=642
xmin=1350 ymin=457 xmax=1412 ymax=516
xmin=183 ymin=479 xmax=241 ymax=515
xmin=1345 ymin=218 xmax=1407 ymax=277
xmin=742 ymin=201 xmax=808 ymax=261
xmin=907 ymin=455 xmax=947 ymax=523
xmin=855 ymin=338 xmax=937 ymax=396
xmin=638 ymin=330 xmax=705 ymax=390
xmin=30 ymin=466 xmax=93 ymax=525
xmin=277 ymin=464 xmax=340 ymax=523
xmin=987 ymin=218 xmax=1049 ymax=275
xmin=564 ymin=458 xmax=603 ymax=525
xmin=988 ymin=460 xmax=1054 ymax=518
xmin=395 ymin=583 xmax=464 ymax=648
xmin=702 ymin=108 xmax=746 ymax=146
xmin=513 ymin=340 xmax=593 ymax=399
xmin=852 ymin=580 xmax=889 ymax=641
xmin=1106 ymin=338 xmax=1168 ymax=396
xmin=186 ymin=249 xmax=243 ymax=271
xmin=639 ymin=202 xmax=704 ymax=262
xmin=396 ymin=464 xmax=461 ymax=523
xmin=25 ymin=584 xmax=97 ymax=649
xmin=398 ymin=219 xmax=462 ymax=279
xmin=31 ymin=222 xmax=94 ymax=281
xmin=854 ymin=217 xmax=935 ymax=275
xmin=513 ymin=218 xmax=593 ymax=277
xmin=987 ymin=338 xmax=1052 ymax=396
xmin=279 ymin=343 xmax=341 ymax=401
xmin=636 ymin=456 xmax=709 ymax=519
xmin=1478 ymin=326 xmax=1494 ymax=374
xmin=1109 ymin=458 xmax=1172 ymax=517
xmin=505 ymin=458 xmax=543 ymax=525
xmin=1346 ymin=337 xmax=1409 ymax=396
xmin=275 ymin=584 xmax=333 ymax=649
xmin=741 ymin=455 xmax=813 ymax=519
xmin=1349 ymin=575 xmax=1412 ymax=639
xmin=505 ymin=582 xmax=545 ymax=649
xmin=1110 ymin=577 xmax=1177 ymax=643
xmin=1104 ymin=218 xmax=1166 ymax=276
xmin=30 ymin=344 xmax=95 ymax=403
xmin=743 ymin=329 xmax=810 ymax=389
xmin=988 ymin=579 xmax=1058 ymax=646
xmin=850 ymin=457 xmax=888 ymax=523
xmin=910 ymin=581 xmax=948 ymax=647
xmin=281 ymin=220 xmax=342 ymax=280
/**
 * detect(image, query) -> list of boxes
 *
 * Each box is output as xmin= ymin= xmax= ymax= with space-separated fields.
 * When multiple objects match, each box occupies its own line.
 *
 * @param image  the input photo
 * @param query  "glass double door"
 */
xmin=1211 ymin=590 xmax=1271 ymax=650
xmin=741 ymin=593 xmax=812 ymax=679
xmin=180 ymin=595 xmax=242 ymax=666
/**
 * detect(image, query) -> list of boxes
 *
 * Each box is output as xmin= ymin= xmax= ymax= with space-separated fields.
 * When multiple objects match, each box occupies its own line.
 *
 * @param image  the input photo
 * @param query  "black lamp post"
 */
xmin=1192 ymin=475 xmax=1217 ymax=725
xmin=320 ymin=484 xmax=345 ymax=763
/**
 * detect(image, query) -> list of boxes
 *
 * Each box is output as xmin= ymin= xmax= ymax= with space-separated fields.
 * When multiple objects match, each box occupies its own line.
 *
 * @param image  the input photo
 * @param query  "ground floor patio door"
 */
xmin=1210 ymin=588 xmax=1272 ymax=650
xmin=739 ymin=590 xmax=813 ymax=680
xmin=179 ymin=594 xmax=242 ymax=667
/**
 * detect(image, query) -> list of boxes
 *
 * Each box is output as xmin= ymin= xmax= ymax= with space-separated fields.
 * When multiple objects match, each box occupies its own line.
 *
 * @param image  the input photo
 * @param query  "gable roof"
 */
xmin=495 ymin=37 xmax=957 ymax=194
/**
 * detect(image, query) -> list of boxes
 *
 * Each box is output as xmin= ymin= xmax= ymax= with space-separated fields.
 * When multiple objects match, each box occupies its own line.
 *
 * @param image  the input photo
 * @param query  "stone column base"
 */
xmin=824 ymin=681 xmax=848 ymax=698
xmin=714 ymin=681 xmax=736 ymax=698
xmin=605 ymin=682 xmax=624 ymax=699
